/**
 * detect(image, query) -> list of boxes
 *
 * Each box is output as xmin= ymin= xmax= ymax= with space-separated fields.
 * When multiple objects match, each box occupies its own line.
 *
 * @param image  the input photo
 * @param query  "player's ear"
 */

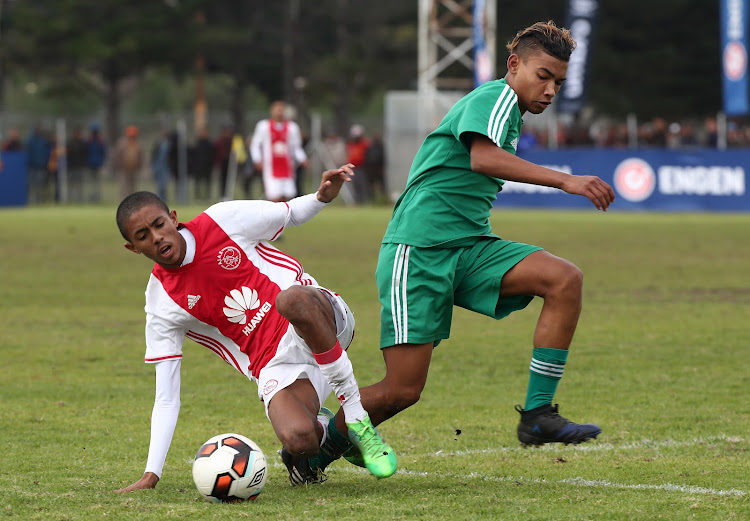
xmin=169 ymin=209 xmax=178 ymax=225
xmin=124 ymin=242 xmax=141 ymax=254
xmin=507 ymin=53 xmax=520 ymax=74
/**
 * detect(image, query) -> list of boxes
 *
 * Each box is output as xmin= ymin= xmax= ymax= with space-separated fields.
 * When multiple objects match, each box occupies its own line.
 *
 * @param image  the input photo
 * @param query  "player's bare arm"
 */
xmin=113 ymin=472 xmax=159 ymax=493
xmin=316 ymin=163 xmax=354 ymax=203
xmin=469 ymin=134 xmax=615 ymax=211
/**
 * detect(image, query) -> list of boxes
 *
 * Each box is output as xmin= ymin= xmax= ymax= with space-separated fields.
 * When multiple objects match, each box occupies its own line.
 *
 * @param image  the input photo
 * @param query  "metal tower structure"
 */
xmin=417 ymin=0 xmax=496 ymax=136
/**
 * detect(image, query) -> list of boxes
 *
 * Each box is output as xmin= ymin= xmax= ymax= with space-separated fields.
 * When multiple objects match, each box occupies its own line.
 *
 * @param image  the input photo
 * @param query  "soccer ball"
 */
xmin=192 ymin=433 xmax=268 ymax=502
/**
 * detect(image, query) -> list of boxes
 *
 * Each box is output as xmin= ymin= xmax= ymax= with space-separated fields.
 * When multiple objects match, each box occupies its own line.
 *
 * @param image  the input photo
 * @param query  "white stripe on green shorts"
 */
xmin=390 ymin=244 xmax=410 ymax=344
xmin=530 ymin=358 xmax=565 ymax=378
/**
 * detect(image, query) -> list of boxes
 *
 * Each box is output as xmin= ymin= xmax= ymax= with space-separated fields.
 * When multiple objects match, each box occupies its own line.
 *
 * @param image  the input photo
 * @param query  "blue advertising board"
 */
xmin=0 ymin=151 xmax=28 ymax=207
xmin=496 ymin=149 xmax=750 ymax=212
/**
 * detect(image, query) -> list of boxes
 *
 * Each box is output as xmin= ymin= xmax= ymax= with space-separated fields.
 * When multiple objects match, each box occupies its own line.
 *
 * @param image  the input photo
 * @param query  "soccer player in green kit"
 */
xmin=370 ymin=18 xmax=615 ymax=448
xmin=284 ymin=21 xmax=615 ymax=482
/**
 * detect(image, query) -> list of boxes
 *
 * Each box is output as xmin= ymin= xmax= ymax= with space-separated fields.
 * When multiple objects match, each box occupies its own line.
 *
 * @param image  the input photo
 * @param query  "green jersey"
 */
xmin=383 ymin=79 xmax=522 ymax=247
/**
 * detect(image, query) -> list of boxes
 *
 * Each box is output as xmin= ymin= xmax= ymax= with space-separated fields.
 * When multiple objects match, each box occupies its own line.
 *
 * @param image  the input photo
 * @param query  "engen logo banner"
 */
xmin=556 ymin=0 xmax=599 ymax=114
xmin=495 ymin=149 xmax=750 ymax=212
xmin=721 ymin=0 xmax=750 ymax=115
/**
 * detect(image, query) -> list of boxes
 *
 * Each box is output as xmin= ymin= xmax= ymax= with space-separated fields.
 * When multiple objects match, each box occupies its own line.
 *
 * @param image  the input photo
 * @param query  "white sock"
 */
xmin=317 ymin=415 xmax=330 ymax=447
xmin=314 ymin=342 xmax=368 ymax=423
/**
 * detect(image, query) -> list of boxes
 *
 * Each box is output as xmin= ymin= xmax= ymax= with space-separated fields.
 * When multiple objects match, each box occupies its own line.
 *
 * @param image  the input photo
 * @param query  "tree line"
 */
xmin=0 ymin=0 xmax=724 ymax=142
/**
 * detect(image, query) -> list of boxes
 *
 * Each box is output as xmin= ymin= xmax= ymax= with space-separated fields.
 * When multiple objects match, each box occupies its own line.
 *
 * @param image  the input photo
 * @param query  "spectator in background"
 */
xmin=67 ymin=127 xmax=88 ymax=203
xmin=2 ymin=128 xmax=23 ymax=151
xmin=26 ymin=124 xmax=52 ymax=204
xmin=295 ymin=130 xmax=310 ymax=198
xmin=727 ymin=121 xmax=745 ymax=147
xmin=151 ymin=130 xmax=171 ymax=201
xmin=563 ymin=124 xmax=594 ymax=147
xmin=47 ymin=134 xmax=65 ymax=203
xmin=230 ymin=132 xmax=249 ymax=199
xmin=608 ymin=123 xmax=629 ymax=148
xmin=323 ymin=128 xmax=347 ymax=167
xmin=648 ymin=117 xmax=668 ymax=147
xmin=214 ymin=124 xmax=234 ymax=198
xmin=86 ymin=123 xmax=106 ymax=202
xmin=190 ymin=126 xmax=214 ymax=201
xmin=346 ymin=124 xmax=370 ymax=204
xmin=240 ymin=156 xmax=260 ymax=200
xmin=113 ymin=125 xmax=144 ymax=199
xmin=704 ymin=117 xmax=719 ymax=147
xmin=364 ymin=131 xmax=385 ymax=202
xmin=250 ymin=100 xmax=307 ymax=202
xmin=167 ymin=130 xmax=181 ymax=186
xmin=679 ymin=123 xmax=698 ymax=147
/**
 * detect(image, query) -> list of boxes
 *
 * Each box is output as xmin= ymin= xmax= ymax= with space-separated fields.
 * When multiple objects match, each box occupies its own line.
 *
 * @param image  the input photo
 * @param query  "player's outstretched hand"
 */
xmin=561 ymin=175 xmax=616 ymax=211
xmin=113 ymin=472 xmax=159 ymax=493
xmin=316 ymin=163 xmax=354 ymax=203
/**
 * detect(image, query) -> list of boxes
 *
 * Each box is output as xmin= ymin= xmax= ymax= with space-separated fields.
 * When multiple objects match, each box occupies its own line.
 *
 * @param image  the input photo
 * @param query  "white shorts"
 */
xmin=263 ymin=173 xmax=297 ymax=201
xmin=257 ymin=286 xmax=355 ymax=419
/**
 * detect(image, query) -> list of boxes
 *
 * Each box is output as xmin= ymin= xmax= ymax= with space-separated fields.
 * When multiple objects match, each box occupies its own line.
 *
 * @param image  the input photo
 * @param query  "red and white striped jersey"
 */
xmin=143 ymin=199 xmax=317 ymax=381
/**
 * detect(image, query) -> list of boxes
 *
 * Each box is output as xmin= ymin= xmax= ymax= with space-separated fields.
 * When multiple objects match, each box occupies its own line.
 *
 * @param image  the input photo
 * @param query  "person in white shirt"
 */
xmin=249 ymin=100 xmax=308 ymax=202
xmin=113 ymin=164 xmax=397 ymax=493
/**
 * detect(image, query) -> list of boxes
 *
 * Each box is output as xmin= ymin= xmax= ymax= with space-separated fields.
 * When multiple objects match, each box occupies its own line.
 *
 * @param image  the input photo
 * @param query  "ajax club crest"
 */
xmin=217 ymin=246 xmax=242 ymax=270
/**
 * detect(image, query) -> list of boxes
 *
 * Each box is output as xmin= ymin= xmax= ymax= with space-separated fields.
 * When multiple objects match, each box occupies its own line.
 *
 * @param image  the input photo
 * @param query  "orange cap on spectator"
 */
xmin=125 ymin=125 xmax=138 ymax=137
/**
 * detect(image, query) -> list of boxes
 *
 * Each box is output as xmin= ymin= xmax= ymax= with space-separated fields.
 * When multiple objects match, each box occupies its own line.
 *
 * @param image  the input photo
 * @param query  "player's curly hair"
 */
xmin=506 ymin=20 xmax=577 ymax=62
xmin=116 ymin=191 xmax=169 ymax=241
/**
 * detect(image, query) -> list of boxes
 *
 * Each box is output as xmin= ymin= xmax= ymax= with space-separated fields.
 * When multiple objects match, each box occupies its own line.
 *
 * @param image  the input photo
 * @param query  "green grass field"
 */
xmin=1 ymin=203 xmax=748 ymax=520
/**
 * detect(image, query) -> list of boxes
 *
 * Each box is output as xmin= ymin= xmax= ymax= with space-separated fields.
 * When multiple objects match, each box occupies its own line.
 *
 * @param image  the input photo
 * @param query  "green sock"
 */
xmin=524 ymin=347 xmax=568 ymax=411
xmin=309 ymin=416 xmax=352 ymax=471
xmin=327 ymin=416 xmax=352 ymax=448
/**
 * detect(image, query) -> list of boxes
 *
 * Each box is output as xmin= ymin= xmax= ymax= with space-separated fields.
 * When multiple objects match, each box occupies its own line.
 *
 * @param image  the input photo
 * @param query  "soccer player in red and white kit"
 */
xmin=249 ymin=100 xmax=308 ymax=202
xmin=113 ymin=164 xmax=396 ymax=492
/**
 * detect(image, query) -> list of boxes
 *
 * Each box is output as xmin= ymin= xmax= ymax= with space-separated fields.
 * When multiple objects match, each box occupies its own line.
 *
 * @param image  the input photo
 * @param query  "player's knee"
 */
xmin=277 ymin=424 xmax=320 ymax=457
xmin=384 ymin=381 xmax=424 ymax=412
xmin=275 ymin=286 xmax=313 ymax=323
xmin=557 ymin=262 xmax=583 ymax=296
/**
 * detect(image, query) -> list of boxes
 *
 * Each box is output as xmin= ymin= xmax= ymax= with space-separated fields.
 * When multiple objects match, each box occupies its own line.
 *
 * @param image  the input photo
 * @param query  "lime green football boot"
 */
xmin=346 ymin=413 xmax=397 ymax=479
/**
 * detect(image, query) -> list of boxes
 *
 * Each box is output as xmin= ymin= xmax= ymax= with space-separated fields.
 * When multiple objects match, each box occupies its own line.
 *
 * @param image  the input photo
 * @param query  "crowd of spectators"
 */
xmin=1 ymin=122 xmax=106 ymax=203
xmin=0 ymin=112 xmax=743 ymax=206
xmin=517 ymin=115 xmax=740 ymax=152
xmin=0 ymin=116 xmax=386 ymax=206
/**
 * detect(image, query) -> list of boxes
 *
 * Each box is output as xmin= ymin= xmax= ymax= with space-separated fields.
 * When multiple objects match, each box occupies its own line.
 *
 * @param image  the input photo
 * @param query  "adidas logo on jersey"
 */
xmin=510 ymin=137 xmax=518 ymax=151
xmin=187 ymin=294 xmax=201 ymax=309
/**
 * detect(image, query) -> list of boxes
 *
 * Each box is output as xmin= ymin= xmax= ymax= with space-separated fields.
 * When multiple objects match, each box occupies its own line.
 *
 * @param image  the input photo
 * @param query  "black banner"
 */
xmin=556 ymin=0 xmax=599 ymax=114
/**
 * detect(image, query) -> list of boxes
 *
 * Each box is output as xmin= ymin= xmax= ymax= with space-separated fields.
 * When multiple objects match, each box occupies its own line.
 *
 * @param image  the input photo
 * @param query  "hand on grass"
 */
xmin=113 ymin=472 xmax=159 ymax=493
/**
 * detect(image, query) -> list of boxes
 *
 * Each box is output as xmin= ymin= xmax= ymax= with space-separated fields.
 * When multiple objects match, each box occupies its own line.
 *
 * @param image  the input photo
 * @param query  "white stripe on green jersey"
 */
xmin=382 ymin=79 xmax=522 ymax=248
xmin=488 ymin=85 xmax=518 ymax=147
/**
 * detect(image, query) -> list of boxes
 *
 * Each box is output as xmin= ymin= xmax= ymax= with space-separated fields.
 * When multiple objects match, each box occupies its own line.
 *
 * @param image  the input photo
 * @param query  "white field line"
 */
xmin=431 ymin=434 xmax=746 ymax=457
xmin=386 ymin=469 xmax=747 ymax=497
xmin=268 ymin=434 xmax=748 ymax=497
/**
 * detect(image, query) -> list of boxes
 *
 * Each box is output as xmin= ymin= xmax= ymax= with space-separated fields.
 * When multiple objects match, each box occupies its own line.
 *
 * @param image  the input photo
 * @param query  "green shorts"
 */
xmin=376 ymin=238 xmax=543 ymax=348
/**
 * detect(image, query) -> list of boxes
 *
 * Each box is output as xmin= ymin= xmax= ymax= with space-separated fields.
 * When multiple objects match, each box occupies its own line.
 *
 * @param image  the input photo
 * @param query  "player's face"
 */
xmin=506 ymin=50 xmax=568 ymax=115
xmin=270 ymin=102 xmax=286 ymax=120
xmin=123 ymin=204 xmax=186 ymax=269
